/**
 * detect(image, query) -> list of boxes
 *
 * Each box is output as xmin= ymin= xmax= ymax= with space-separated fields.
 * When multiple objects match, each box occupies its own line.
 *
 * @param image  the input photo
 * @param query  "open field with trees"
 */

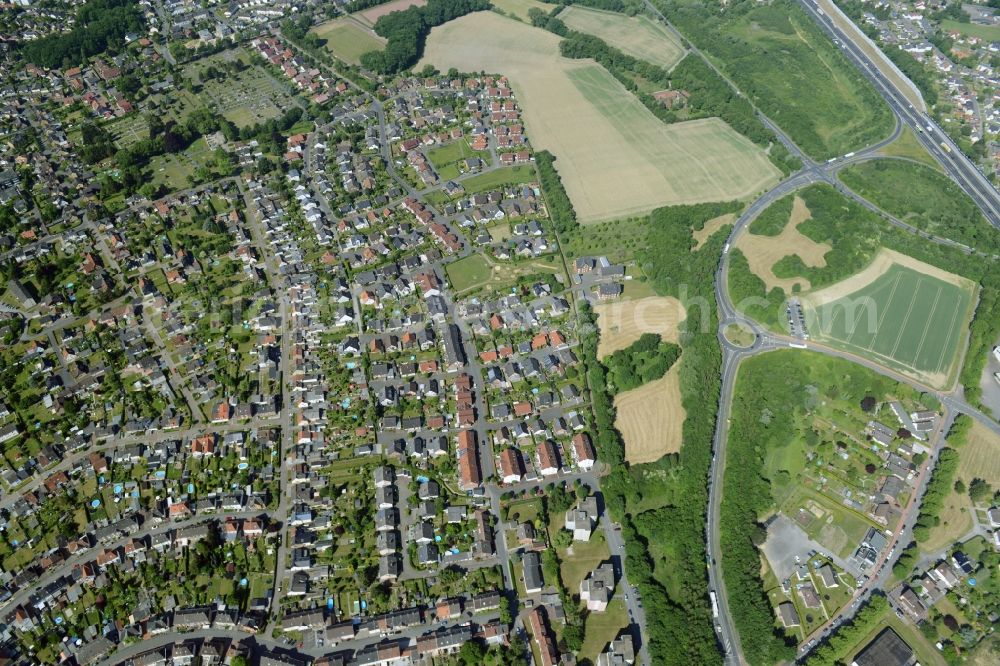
xmin=956 ymin=419 xmax=1000 ymax=487
xmin=615 ymin=364 xmax=684 ymax=463
xmin=444 ymin=252 xmax=560 ymax=295
xmin=461 ymin=164 xmax=537 ymax=193
xmin=838 ymin=160 xmax=998 ymax=253
xmin=557 ymin=5 xmax=685 ymax=69
xmin=654 ymin=0 xmax=894 ymax=159
xmin=309 ymin=16 xmax=387 ymax=64
xmin=594 ymin=296 xmax=685 ymax=358
xmin=603 ymin=334 xmax=684 ymax=462
xmin=693 ymin=213 xmax=734 ymax=249
xmin=803 ymin=594 xmax=943 ymax=666
xmin=941 ymin=18 xmax=1000 ymax=42
xmin=722 ymin=182 xmax=1000 ymax=408
xmin=920 ymin=417 xmax=1000 ymax=552
xmin=802 ymin=249 xmax=977 ymax=389
xmin=736 ymin=195 xmax=831 ymax=294
xmin=356 ymin=0 xmax=429 ymax=25
xmin=420 ymin=11 xmax=780 ymax=223
xmin=357 ymin=0 xmax=489 ymax=73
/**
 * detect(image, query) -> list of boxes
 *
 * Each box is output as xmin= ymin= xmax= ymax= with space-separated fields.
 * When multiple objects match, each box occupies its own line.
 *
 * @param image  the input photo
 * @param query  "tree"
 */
xmin=459 ymin=640 xmax=486 ymax=665
xmin=860 ymin=395 xmax=877 ymax=412
xmin=562 ymin=624 xmax=584 ymax=652
xmin=954 ymin=479 xmax=966 ymax=494
xmin=968 ymin=478 xmax=992 ymax=503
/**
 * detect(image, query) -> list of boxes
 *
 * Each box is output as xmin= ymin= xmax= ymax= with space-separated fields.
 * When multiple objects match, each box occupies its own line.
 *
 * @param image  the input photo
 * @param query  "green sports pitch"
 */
xmin=803 ymin=262 xmax=976 ymax=386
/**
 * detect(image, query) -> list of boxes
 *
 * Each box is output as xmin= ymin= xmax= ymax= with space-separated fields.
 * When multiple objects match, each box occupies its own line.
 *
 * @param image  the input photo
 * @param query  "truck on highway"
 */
xmin=710 ymin=590 xmax=719 ymax=618
xmin=844 ymin=152 xmax=855 ymax=158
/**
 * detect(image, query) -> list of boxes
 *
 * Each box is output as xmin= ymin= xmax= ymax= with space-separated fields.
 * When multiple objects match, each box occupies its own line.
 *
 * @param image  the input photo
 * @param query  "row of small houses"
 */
xmin=281 ymin=591 xmax=501 ymax=636
xmin=496 ymin=432 xmax=596 ymax=484
xmin=15 ymin=605 xmax=265 ymax=666
xmin=7 ymin=518 xmax=270 ymax=636
xmin=115 ymin=615 xmax=505 ymax=666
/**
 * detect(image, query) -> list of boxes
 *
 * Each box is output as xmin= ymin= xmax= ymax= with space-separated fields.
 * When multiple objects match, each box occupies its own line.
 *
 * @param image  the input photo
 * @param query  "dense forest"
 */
xmin=359 ymin=0 xmax=491 ymax=73
xmin=747 ymin=195 xmax=793 ymax=237
xmin=22 ymin=0 xmax=145 ymax=69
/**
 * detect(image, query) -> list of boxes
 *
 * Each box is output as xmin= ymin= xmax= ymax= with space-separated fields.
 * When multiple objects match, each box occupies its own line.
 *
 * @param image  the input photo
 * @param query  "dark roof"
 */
xmin=852 ymin=627 xmax=914 ymax=666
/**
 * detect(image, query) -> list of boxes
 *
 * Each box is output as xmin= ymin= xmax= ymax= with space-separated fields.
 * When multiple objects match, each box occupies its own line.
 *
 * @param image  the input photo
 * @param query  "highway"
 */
xmin=796 ymin=0 xmax=1000 ymax=227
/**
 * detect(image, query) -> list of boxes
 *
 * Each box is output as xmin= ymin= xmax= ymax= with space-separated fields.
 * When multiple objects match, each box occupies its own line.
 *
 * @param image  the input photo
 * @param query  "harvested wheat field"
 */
xmin=311 ymin=17 xmax=387 ymax=65
xmin=616 ymin=364 xmax=685 ymax=464
xmin=693 ymin=213 xmax=735 ymax=250
xmin=558 ymin=5 xmax=685 ymax=70
xmin=419 ymin=12 xmax=780 ymax=224
xmin=737 ymin=196 xmax=831 ymax=293
xmin=358 ymin=0 xmax=427 ymax=26
xmin=594 ymin=296 xmax=686 ymax=359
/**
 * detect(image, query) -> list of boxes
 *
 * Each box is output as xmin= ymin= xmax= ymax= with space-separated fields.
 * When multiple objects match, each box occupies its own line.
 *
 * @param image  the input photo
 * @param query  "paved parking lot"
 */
xmin=762 ymin=515 xmax=859 ymax=582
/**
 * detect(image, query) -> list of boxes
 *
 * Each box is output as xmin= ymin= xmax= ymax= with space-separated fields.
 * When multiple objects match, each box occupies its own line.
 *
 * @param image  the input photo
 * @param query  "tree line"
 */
xmin=534 ymin=150 xmax=577 ymax=237
xmin=802 ymin=593 xmax=890 ymax=666
xmin=22 ymin=0 xmax=145 ymax=69
xmin=911 ymin=447 xmax=960 ymax=542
